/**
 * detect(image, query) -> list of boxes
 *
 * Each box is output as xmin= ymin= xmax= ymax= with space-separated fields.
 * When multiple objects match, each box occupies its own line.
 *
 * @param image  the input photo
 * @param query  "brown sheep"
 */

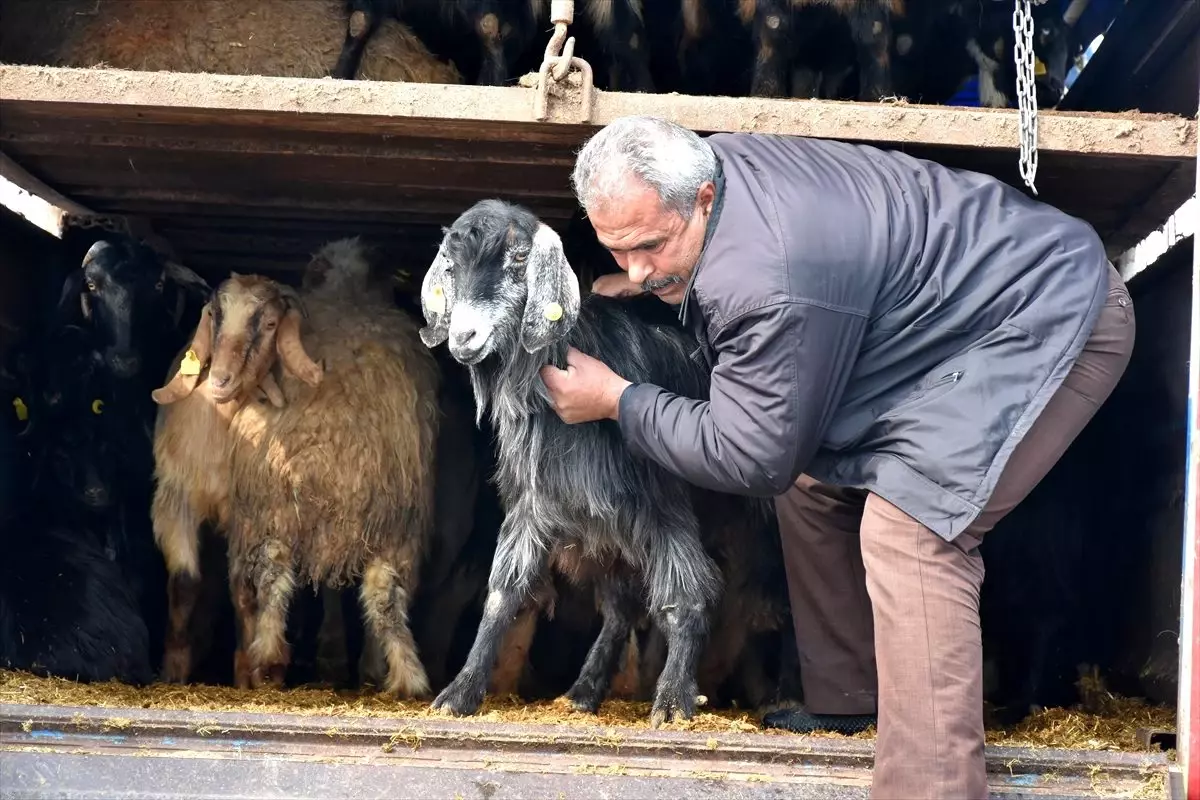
xmin=218 ymin=239 xmax=441 ymax=697
xmin=148 ymin=275 xmax=320 ymax=685
xmin=0 ymin=0 xmax=461 ymax=84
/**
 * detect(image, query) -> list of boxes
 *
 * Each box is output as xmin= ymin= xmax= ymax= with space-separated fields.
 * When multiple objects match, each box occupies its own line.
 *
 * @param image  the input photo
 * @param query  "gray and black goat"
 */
xmin=419 ymin=198 xmax=787 ymax=726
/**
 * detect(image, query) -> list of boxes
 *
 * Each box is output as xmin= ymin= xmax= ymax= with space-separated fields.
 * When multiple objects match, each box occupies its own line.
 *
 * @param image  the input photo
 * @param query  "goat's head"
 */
xmin=1031 ymin=3 xmax=1078 ymax=106
xmin=42 ymin=422 xmax=117 ymax=513
xmin=58 ymin=237 xmax=211 ymax=380
xmin=151 ymin=274 xmax=323 ymax=406
xmin=420 ymin=199 xmax=580 ymax=366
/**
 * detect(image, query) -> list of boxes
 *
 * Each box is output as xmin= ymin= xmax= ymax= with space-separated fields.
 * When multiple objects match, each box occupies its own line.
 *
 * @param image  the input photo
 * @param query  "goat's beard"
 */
xmin=642 ymin=275 xmax=684 ymax=292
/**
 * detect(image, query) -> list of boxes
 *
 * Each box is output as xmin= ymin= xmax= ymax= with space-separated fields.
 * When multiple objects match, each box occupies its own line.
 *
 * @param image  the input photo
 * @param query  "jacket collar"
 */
xmin=678 ymin=153 xmax=726 ymax=329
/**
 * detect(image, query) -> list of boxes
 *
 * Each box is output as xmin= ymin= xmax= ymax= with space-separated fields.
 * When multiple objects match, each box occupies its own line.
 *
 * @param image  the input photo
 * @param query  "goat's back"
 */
xmin=227 ymin=292 xmax=441 ymax=585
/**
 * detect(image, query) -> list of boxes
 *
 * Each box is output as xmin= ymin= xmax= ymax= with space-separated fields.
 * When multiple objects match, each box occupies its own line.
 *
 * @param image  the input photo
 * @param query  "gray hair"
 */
xmin=570 ymin=116 xmax=718 ymax=220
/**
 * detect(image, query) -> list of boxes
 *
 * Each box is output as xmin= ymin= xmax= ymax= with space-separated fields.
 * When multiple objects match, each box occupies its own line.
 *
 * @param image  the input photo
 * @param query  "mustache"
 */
xmin=642 ymin=275 xmax=684 ymax=292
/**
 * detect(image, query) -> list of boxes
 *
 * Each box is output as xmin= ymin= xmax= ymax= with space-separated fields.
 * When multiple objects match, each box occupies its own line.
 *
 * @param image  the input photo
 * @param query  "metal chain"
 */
xmin=1012 ymin=0 xmax=1050 ymax=195
xmin=533 ymin=0 xmax=594 ymax=122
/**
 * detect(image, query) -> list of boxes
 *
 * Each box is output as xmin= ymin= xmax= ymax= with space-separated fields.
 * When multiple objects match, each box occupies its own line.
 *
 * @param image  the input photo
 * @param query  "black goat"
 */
xmin=334 ymin=0 xmax=654 ymax=92
xmin=0 ymin=411 xmax=153 ymax=685
xmin=893 ymin=0 xmax=1078 ymax=109
xmin=56 ymin=237 xmax=209 ymax=383
xmin=420 ymin=198 xmax=769 ymax=726
xmin=333 ymin=0 xmax=543 ymax=86
xmin=741 ymin=0 xmax=902 ymax=101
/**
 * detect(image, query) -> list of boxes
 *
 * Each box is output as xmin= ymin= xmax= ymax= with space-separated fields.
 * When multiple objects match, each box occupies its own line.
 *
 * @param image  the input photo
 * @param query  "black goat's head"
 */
xmin=42 ymin=421 xmax=117 ymax=513
xmin=1031 ymin=4 xmax=1075 ymax=107
xmin=56 ymin=237 xmax=211 ymax=380
xmin=420 ymin=200 xmax=580 ymax=366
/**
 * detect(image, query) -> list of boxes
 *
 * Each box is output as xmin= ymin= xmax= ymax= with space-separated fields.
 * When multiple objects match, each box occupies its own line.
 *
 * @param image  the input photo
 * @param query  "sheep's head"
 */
xmin=150 ymin=274 xmax=323 ymax=406
xmin=420 ymin=199 xmax=580 ymax=366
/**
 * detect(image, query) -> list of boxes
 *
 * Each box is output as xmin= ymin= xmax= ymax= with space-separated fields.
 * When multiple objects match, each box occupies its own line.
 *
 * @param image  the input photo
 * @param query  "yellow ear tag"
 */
xmin=12 ymin=397 xmax=28 ymax=422
xmin=427 ymin=285 xmax=446 ymax=316
xmin=1034 ymin=57 xmax=1047 ymax=77
xmin=179 ymin=349 xmax=202 ymax=377
xmin=91 ymin=398 xmax=104 ymax=415
xmin=543 ymin=302 xmax=563 ymax=322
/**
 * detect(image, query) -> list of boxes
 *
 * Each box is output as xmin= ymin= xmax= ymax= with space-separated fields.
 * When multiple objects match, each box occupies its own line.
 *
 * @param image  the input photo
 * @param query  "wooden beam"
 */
xmin=1 ymin=65 xmax=1195 ymax=160
xmin=0 ymin=150 xmax=93 ymax=237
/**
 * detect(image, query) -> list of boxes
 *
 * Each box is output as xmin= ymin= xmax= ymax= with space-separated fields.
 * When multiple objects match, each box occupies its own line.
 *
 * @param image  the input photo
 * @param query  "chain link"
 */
xmin=1012 ymin=0 xmax=1050 ymax=195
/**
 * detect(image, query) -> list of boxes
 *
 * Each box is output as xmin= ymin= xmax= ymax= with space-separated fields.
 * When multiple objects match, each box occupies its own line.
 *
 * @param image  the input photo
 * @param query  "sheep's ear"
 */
xmin=418 ymin=248 xmax=454 ymax=349
xmin=151 ymin=303 xmax=213 ymax=405
xmin=520 ymin=224 xmax=579 ymax=353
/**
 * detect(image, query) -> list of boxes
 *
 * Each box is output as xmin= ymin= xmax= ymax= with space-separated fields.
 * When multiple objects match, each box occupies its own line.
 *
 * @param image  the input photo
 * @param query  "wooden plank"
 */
xmin=1 ymin=65 xmax=1195 ymax=160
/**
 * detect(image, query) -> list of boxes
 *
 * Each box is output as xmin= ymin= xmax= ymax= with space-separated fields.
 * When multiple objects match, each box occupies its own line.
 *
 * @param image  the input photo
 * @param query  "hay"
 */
xmin=985 ymin=670 xmax=1177 ymax=753
xmin=0 ymin=668 xmax=1174 ymax=751
xmin=0 ymin=669 xmax=763 ymax=735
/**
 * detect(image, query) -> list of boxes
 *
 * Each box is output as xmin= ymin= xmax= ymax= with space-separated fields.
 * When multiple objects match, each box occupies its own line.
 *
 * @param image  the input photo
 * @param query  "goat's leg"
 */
xmin=847 ymin=2 xmax=895 ymax=101
xmin=152 ymin=485 xmax=203 ymax=684
xmin=359 ymin=556 xmax=431 ymax=698
xmin=747 ymin=1 xmax=792 ymax=97
xmin=489 ymin=604 xmax=540 ymax=697
xmin=474 ymin=4 xmax=511 ymax=86
xmin=645 ymin=525 xmax=722 ymax=728
xmin=245 ymin=541 xmax=297 ymax=689
xmin=564 ymin=571 xmax=641 ymax=713
xmin=432 ymin=521 xmax=549 ymax=716
xmin=229 ymin=566 xmax=259 ymax=690
xmin=332 ymin=0 xmax=382 ymax=79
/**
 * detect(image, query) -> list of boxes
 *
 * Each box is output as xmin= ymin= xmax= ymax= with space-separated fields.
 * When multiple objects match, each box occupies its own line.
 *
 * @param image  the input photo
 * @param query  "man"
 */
xmin=538 ymin=115 xmax=1135 ymax=799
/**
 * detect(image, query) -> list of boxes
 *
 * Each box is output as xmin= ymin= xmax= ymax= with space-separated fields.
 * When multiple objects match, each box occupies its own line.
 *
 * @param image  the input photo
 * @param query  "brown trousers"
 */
xmin=774 ymin=263 xmax=1135 ymax=799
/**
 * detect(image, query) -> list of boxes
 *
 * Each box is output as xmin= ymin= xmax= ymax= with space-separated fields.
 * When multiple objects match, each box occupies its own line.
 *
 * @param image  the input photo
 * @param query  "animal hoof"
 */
xmin=250 ymin=662 xmax=287 ymax=690
xmin=430 ymin=675 xmax=485 ymax=716
xmin=650 ymin=682 xmax=697 ymax=728
xmin=160 ymin=647 xmax=191 ymax=684
xmin=564 ymin=682 xmax=603 ymax=714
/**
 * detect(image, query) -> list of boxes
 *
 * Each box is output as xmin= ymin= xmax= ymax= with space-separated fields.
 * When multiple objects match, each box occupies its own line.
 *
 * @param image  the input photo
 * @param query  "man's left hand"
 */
xmin=540 ymin=346 xmax=632 ymax=424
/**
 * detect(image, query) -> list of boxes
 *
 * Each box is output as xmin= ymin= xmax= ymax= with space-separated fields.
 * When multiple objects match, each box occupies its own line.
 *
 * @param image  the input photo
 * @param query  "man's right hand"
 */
xmin=591 ymin=273 xmax=646 ymax=298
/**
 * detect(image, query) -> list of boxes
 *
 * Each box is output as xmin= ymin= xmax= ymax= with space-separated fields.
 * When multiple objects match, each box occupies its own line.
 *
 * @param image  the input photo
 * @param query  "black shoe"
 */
xmin=761 ymin=705 xmax=877 ymax=735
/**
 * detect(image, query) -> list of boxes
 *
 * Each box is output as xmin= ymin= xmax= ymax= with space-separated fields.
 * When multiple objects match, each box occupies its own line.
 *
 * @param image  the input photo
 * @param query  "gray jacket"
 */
xmin=616 ymin=132 xmax=1110 ymax=542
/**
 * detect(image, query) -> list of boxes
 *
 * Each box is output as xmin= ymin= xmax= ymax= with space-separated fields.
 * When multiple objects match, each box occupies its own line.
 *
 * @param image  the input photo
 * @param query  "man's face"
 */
xmin=588 ymin=177 xmax=715 ymax=305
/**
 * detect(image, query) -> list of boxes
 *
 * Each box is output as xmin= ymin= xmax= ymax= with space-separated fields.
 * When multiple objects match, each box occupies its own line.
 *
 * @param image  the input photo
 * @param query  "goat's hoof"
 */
xmin=650 ymin=683 xmax=698 ymax=728
xmin=563 ymin=682 xmax=604 ymax=714
xmin=383 ymin=669 xmax=432 ymax=702
xmin=160 ymin=647 xmax=191 ymax=684
xmin=250 ymin=662 xmax=287 ymax=690
xmin=431 ymin=675 xmax=485 ymax=716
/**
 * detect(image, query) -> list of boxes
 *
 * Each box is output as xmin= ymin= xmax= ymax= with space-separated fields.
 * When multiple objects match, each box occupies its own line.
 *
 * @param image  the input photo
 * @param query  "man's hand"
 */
xmin=591 ymin=273 xmax=646 ymax=298
xmin=540 ymin=346 xmax=632 ymax=424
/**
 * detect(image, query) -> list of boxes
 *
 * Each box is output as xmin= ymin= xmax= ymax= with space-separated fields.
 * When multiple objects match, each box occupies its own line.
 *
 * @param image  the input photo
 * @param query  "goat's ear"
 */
xmin=276 ymin=284 xmax=309 ymax=319
xmin=275 ymin=308 xmax=323 ymax=388
xmin=162 ymin=260 xmax=212 ymax=301
xmin=55 ymin=270 xmax=88 ymax=326
xmin=418 ymin=248 xmax=454 ymax=349
xmin=151 ymin=303 xmax=213 ymax=405
xmin=520 ymin=224 xmax=579 ymax=353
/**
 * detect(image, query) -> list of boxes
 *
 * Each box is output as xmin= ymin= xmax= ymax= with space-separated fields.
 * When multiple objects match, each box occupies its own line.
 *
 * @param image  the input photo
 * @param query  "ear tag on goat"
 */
xmin=91 ymin=398 xmax=104 ymax=415
xmin=12 ymin=397 xmax=28 ymax=422
xmin=179 ymin=349 xmax=202 ymax=377
xmin=1034 ymin=57 xmax=1047 ymax=77
xmin=427 ymin=285 xmax=446 ymax=316
xmin=543 ymin=302 xmax=563 ymax=322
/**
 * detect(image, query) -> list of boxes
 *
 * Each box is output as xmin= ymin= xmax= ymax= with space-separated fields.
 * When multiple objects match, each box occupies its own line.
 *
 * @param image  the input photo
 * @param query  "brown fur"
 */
xmin=223 ymin=238 xmax=441 ymax=698
xmin=0 ymin=0 xmax=460 ymax=84
xmin=149 ymin=275 xmax=297 ymax=683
